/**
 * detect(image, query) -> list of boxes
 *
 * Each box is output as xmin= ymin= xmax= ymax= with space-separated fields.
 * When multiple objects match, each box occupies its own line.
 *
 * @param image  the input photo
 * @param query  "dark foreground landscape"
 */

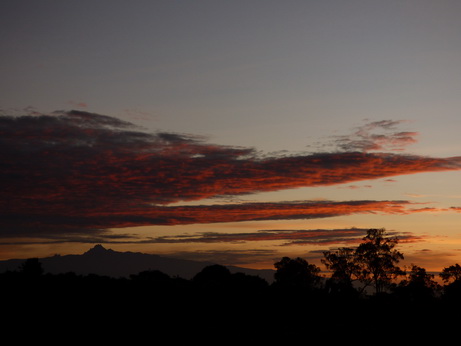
xmin=2 ymin=255 xmax=461 ymax=343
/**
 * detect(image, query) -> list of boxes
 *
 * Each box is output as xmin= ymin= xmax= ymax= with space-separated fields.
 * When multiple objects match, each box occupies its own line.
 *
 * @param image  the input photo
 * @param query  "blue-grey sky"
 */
xmin=3 ymin=1 xmax=461 ymax=150
xmin=1 ymin=1 xmax=461 ymax=270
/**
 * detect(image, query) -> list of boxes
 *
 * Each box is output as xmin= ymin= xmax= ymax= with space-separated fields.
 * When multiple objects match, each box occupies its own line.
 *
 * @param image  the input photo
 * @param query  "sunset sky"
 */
xmin=1 ymin=0 xmax=461 ymax=272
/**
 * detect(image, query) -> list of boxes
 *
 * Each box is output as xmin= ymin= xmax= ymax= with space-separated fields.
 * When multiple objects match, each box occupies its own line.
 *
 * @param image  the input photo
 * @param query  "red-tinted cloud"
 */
xmin=0 ymin=199 xmax=412 ymax=234
xmin=146 ymin=227 xmax=424 ymax=246
xmin=1 ymin=111 xmax=460 ymax=236
xmin=104 ymin=200 xmax=411 ymax=227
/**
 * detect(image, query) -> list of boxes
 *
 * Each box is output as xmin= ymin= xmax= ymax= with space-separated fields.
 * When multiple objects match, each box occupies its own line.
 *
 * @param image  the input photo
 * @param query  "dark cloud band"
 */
xmin=1 ymin=111 xmax=460 ymax=236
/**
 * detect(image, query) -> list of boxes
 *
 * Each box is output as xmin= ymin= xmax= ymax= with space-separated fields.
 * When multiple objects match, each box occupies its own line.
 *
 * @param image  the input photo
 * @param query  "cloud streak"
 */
xmin=99 ymin=199 xmax=412 ymax=227
xmin=1 ymin=111 xmax=461 ymax=236
xmin=316 ymin=120 xmax=419 ymax=153
xmin=145 ymin=227 xmax=424 ymax=246
xmin=0 ymin=200 xmax=413 ymax=236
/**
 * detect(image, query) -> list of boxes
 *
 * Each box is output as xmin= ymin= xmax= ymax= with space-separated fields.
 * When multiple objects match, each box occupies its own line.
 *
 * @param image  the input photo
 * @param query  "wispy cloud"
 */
xmin=145 ymin=227 xmax=424 ymax=246
xmin=1 ymin=111 xmax=460 ymax=237
xmin=113 ymin=200 xmax=412 ymax=226
xmin=339 ymin=184 xmax=373 ymax=190
xmin=314 ymin=120 xmax=419 ymax=153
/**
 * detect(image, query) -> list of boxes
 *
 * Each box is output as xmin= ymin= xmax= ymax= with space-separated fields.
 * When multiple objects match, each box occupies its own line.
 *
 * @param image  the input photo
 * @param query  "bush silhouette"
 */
xmin=193 ymin=264 xmax=231 ymax=283
xmin=19 ymin=258 xmax=44 ymax=278
xmin=273 ymin=256 xmax=321 ymax=290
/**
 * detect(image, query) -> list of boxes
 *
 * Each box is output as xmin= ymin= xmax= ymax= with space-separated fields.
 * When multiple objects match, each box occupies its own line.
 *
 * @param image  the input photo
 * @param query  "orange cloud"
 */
xmin=0 ymin=199 xmax=417 ymax=235
xmin=1 ymin=111 xmax=460 ymax=237
xmin=109 ymin=200 xmax=411 ymax=227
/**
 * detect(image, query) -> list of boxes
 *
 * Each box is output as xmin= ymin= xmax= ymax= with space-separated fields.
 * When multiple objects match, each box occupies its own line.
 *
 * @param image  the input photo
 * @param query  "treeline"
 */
xmin=2 ymin=229 xmax=461 ymax=341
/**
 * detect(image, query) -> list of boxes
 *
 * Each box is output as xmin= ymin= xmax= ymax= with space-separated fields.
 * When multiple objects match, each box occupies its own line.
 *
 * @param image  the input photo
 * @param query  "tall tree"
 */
xmin=395 ymin=264 xmax=440 ymax=301
xmin=354 ymin=228 xmax=405 ymax=294
xmin=322 ymin=247 xmax=361 ymax=295
xmin=439 ymin=263 xmax=461 ymax=301
xmin=322 ymin=228 xmax=405 ymax=295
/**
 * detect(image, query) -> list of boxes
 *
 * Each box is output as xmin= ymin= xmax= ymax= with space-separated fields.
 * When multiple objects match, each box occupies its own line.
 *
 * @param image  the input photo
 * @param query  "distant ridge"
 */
xmin=0 ymin=245 xmax=275 ymax=283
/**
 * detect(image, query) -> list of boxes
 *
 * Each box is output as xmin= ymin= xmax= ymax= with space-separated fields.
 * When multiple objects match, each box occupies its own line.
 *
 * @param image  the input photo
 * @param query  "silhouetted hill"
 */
xmin=0 ymin=244 xmax=275 ymax=282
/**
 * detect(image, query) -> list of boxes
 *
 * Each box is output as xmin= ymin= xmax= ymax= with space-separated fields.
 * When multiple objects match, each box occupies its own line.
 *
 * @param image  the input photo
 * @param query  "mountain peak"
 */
xmin=84 ymin=244 xmax=112 ymax=255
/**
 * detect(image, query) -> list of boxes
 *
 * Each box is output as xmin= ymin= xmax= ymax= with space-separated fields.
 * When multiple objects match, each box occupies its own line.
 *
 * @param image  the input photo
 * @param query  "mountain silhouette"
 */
xmin=0 ymin=244 xmax=275 ymax=282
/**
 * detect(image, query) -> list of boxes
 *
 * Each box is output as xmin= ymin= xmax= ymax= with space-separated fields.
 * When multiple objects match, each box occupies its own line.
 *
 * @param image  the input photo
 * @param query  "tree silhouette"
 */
xmin=439 ymin=263 xmax=461 ymax=301
xmin=273 ymin=256 xmax=321 ymax=290
xmin=394 ymin=264 xmax=440 ymax=301
xmin=322 ymin=228 xmax=405 ymax=295
xmin=322 ymin=247 xmax=361 ymax=296
xmin=440 ymin=263 xmax=461 ymax=283
xmin=19 ymin=258 xmax=44 ymax=278
xmin=354 ymin=228 xmax=405 ymax=295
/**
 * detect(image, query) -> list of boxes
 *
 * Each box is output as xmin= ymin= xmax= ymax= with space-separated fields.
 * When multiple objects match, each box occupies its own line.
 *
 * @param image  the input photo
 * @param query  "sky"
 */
xmin=1 ymin=0 xmax=461 ymax=272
